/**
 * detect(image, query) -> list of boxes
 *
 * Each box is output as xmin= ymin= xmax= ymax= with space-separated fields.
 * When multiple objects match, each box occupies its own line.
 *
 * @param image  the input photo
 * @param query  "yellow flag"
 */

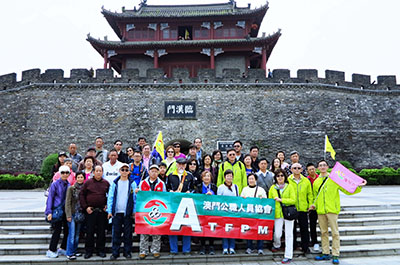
xmin=185 ymin=29 xmax=190 ymax=39
xmin=155 ymin=131 xmax=165 ymax=161
xmin=325 ymin=135 xmax=336 ymax=160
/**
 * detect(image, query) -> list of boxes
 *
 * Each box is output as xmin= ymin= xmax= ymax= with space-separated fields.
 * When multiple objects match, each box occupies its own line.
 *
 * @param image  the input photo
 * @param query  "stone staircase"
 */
xmin=0 ymin=204 xmax=399 ymax=264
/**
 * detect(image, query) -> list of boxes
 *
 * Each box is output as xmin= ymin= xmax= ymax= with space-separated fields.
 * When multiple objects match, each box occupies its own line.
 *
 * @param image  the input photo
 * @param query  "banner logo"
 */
xmin=143 ymin=200 xmax=168 ymax=226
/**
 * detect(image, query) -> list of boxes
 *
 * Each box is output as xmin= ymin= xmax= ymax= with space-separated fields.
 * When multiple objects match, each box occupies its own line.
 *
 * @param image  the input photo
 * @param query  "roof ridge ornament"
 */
xmin=140 ymin=0 xmax=147 ymax=7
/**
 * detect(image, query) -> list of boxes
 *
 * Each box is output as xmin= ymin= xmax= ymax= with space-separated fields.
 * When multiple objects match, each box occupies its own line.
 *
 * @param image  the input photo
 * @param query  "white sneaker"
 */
xmin=57 ymin=248 xmax=66 ymax=256
xmin=258 ymin=249 xmax=264 ymax=255
xmin=229 ymin=248 xmax=235 ymax=254
xmin=313 ymin=244 xmax=320 ymax=251
xmin=222 ymin=249 xmax=228 ymax=255
xmin=46 ymin=250 xmax=58 ymax=258
xmin=245 ymin=248 xmax=252 ymax=254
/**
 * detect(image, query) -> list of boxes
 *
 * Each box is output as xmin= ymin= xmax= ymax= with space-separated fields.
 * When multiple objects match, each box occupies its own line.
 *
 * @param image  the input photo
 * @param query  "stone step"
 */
xmin=0 ymin=212 xmax=44 ymax=218
xmin=339 ymin=242 xmax=400 ymax=257
xmin=0 ymin=217 xmax=45 ymax=226
xmin=0 ymin=225 xmax=51 ymax=235
xmin=317 ymin=233 xmax=400 ymax=246
xmin=337 ymin=216 xmax=400 ymax=226
xmin=339 ymin=209 xmax=400 ymax=219
xmin=340 ymin=204 xmax=400 ymax=212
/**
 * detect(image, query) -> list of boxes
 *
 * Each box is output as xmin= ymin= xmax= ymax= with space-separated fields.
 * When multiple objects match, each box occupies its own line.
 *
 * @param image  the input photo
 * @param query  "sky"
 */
xmin=0 ymin=0 xmax=399 ymax=82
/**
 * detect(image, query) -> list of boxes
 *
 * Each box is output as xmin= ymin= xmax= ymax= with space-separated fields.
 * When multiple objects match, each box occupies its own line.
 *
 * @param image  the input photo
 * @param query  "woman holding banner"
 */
xmin=268 ymin=168 xmax=296 ymax=264
xmin=195 ymin=171 xmax=217 ymax=255
xmin=217 ymin=169 xmax=239 ymax=255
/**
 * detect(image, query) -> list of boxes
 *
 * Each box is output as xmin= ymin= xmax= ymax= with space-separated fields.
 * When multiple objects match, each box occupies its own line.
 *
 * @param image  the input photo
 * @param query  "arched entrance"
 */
xmin=164 ymin=139 xmax=192 ymax=155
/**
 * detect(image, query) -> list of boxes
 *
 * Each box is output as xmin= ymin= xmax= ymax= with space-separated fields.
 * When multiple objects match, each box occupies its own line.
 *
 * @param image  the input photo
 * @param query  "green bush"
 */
xmin=339 ymin=160 xmax=353 ymax=169
xmin=358 ymin=167 xmax=400 ymax=185
xmin=0 ymin=174 xmax=45 ymax=189
xmin=40 ymin=153 xmax=58 ymax=182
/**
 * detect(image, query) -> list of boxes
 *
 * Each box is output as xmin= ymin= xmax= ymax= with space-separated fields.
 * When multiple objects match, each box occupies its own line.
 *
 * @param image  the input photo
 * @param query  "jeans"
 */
xmin=111 ymin=213 xmax=133 ymax=256
xmin=66 ymin=215 xmax=82 ymax=256
xmin=169 ymin=235 xmax=191 ymax=253
xmin=222 ymin=238 xmax=235 ymax=250
xmin=246 ymin=240 xmax=263 ymax=250
xmin=49 ymin=215 xmax=68 ymax=252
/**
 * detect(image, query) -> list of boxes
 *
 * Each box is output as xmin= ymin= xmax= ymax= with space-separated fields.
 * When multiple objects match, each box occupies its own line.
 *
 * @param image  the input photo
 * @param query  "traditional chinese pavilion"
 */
xmin=87 ymin=0 xmax=281 ymax=77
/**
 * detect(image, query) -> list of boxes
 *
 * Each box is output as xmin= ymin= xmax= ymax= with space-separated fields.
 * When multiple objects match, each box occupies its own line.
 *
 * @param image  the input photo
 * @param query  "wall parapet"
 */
xmin=0 ymin=68 xmax=398 ymax=91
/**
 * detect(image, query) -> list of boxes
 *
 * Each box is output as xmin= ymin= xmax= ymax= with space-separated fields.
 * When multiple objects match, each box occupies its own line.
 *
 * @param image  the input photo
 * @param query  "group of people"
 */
xmin=45 ymin=137 xmax=366 ymax=264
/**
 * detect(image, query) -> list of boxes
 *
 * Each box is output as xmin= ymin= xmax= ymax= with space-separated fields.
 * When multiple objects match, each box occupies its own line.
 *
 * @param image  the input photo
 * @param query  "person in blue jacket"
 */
xmin=107 ymin=163 xmax=137 ymax=260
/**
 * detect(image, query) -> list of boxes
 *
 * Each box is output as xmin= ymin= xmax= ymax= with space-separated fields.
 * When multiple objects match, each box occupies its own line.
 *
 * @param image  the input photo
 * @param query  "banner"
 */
xmin=329 ymin=162 xmax=365 ymax=193
xmin=135 ymin=191 xmax=275 ymax=240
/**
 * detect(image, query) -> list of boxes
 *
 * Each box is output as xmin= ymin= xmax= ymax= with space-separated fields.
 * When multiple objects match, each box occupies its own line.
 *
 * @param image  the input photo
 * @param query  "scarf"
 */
xmin=224 ymin=181 xmax=233 ymax=191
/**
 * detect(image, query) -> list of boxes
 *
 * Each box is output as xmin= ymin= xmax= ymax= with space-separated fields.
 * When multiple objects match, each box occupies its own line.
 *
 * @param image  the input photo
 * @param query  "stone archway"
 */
xmin=165 ymin=139 xmax=192 ymax=155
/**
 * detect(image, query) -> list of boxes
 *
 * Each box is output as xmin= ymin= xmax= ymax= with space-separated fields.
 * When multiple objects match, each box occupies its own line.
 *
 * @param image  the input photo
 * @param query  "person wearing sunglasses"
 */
xmin=186 ymin=157 xmax=201 ymax=185
xmin=269 ymin=168 xmax=296 ymax=264
xmin=173 ymin=141 xmax=186 ymax=160
xmin=45 ymin=165 xmax=70 ymax=258
xmin=107 ymin=163 xmax=137 ymax=260
xmin=288 ymin=163 xmax=313 ymax=255
xmin=217 ymin=148 xmax=247 ymax=194
xmin=164 ymin=145 xmax=177 ymax=175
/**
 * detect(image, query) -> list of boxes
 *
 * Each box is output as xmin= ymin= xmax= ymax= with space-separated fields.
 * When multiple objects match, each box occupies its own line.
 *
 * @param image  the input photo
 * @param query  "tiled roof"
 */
xmin=87 ymin=30 xmax=281 ymax=52
xmin=102 ymin=2 xmax=269 ymax=39
xmin=102 ymin=2 xmax=268 ymax=18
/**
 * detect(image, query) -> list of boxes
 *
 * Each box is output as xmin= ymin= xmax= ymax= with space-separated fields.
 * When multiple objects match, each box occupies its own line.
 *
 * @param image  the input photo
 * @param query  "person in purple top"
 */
xmin=45 ymin=165 xmax=70 ymax=258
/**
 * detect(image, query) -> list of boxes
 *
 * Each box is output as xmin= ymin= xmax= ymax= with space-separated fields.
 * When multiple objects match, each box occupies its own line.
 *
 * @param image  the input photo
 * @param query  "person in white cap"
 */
xmin=107 ymin=163 xmax=137 ymax=260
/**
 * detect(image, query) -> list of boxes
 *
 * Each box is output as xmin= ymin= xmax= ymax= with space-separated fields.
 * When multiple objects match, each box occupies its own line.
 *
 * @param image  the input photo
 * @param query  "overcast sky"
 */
xmin=1 ymin=0 xmax=399 ymax=82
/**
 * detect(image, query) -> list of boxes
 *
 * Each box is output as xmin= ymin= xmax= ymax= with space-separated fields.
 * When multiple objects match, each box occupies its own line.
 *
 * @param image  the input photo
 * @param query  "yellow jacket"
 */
xmin=313 ymin=176 xmax=362 ymax=215
xmin=268 ymin=183 xmax=296 ymax=219
xmin=288 ymin=174 xmax=313 ymax=212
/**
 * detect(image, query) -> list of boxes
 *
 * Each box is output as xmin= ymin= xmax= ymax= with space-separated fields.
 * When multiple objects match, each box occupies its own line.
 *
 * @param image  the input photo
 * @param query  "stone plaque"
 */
xmin=164 ymin=101 xmax=196 ymax=119
xmin=217 ymin=140 xmax=234 ymax=153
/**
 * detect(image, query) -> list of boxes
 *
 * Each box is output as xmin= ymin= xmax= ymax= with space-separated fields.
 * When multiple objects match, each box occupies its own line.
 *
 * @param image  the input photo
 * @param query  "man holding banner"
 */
xmin=312 ymin=160 xmax=367 ymax=265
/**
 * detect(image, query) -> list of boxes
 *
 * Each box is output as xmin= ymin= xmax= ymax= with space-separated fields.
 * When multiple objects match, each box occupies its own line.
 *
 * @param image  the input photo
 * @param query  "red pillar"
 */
xmin=103 ymin=51 xmax=108 ymax=69
xmin=261 ymin=47 xmax=267 ymax=71
xmin=154 ymin=50 xmax=159 ymax=68
xmin=211 ymin=24 xmax=214 ymax=39
xmin=210 ymin=48 xmax=215 ymax=69
xmin=156 ymin=24 xmax=160 ymax=41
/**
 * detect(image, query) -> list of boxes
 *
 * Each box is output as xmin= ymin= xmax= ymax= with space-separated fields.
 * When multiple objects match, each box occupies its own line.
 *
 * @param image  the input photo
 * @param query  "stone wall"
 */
xmin=0 ymin=68 xmax=399 ymax=172
xmin=215 ymin=55 xmax=246 ymax=77
xmin=125 ymin=56 xmax=154 ymax=77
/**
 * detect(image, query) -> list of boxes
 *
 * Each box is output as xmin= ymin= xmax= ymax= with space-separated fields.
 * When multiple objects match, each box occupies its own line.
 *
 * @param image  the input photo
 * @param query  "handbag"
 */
xmin=73 ymin=211 xmax=85 ymax=223
xmin=277 ymin=188 xmax=298 ymax=220
xmin=48 ymin=204 xmax=64 ymax=223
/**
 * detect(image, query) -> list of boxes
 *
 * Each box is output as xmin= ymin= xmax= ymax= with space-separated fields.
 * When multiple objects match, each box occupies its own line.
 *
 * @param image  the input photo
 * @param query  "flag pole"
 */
xmin=324 ymin=135 xmax=327 ymax=161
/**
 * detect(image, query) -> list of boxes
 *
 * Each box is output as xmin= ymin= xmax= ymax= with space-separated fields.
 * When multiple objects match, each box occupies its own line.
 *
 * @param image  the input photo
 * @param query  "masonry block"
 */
xmin=297 ymin=69 xmax=318 ymax=81
xmin=325 ymin=70 xmax=345 ymax=82
xmin=146 ymin=68 xmax=164 ymax=79
xmin=272 ymin=69 xmax=290 ymax=79
xmin=352 ymin=74 xmax=371 ymax=85
xmin=22 ymin=69 xmax=41 ymax=83
xmin=222 ymin=69 xmax=241 ymax=78
xmin=41 ymin=69 xmax=64 ymax=82
xmin=377 ymin=75 xmax=397 ymax=86
xmin=172 ymin=68 xmax=190 ymax=79
xmin=121 ymin=69 xmax=139 ymax=80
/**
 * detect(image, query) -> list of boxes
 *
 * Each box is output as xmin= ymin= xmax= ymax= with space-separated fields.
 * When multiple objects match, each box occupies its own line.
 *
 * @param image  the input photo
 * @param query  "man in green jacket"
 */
xmin=288 ymin=163 xmax=313 ymax=254
xmin=217 ymin=149 xmax=247 ymax=193
xmin=312 ymin=160 xmax=367 ymax=264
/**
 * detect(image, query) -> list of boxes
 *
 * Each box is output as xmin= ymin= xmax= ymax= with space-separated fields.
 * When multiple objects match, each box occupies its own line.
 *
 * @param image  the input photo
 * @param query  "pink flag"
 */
xmin=329 ymin=162 xmax=365 ymax=193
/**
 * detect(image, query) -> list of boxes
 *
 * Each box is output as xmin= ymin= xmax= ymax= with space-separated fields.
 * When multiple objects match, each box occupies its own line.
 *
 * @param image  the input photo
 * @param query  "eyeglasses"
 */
xmin=233 ymin=145 xmax=240 ymax=148
xmin=60 ymin=171 xmax=70 ymax=174
xmin=190 ymin=163 xmax=197 ymax=165
xmin=228 ymin=153 xmax=236 ymax=156
xmin=174 ymin=145 xmax=180 ymax=148
xmin=115 ymin=143 xmax=122 ymax=146
xmin=167 ymin=151 xmax=174 ymax=153
xmin=120 ymin=168 xmax=129 ymax=172
xmin=292 ymin=167 xmax=302 ymax=170
xmin=277 ymin=174 xmax=285 ymax=177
